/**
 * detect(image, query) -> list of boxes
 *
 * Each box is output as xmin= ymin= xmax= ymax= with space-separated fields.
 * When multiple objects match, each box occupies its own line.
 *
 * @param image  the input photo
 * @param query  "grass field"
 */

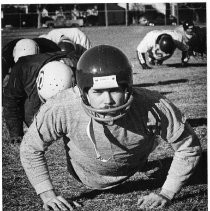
xmin=2 ymin=25 xmax=207 ymax=211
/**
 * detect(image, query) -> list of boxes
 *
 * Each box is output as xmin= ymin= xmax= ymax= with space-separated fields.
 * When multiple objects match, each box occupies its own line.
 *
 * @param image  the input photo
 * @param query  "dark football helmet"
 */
xmin=58 ymin=39 xmax=76 ymax=52
xmin=183 ymin=20 xmax=194 ymax=31
xmin=157 ymin=34 xmax=175 ymax=54
xmin=76 ymin=45 xmax=133 ymax=123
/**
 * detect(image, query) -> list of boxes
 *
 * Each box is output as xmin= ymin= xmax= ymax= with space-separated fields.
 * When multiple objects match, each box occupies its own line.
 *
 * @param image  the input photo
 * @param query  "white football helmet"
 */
xmin=13 ymin=39 xmax=39 ymax=63
xmin=36 ymin=61 xmax=74 ymax=101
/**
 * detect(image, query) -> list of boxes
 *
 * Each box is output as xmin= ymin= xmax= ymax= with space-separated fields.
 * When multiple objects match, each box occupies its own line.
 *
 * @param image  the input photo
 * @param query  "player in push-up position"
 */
xmin=39 ymin=28 xmax=92 ymax=57
xmin=2 ymin=38 xmax=60 ymax=82
xmin=175 ymin=20 xmax=206 ymax=57
xmin=20 ymin=45 xmax=201 ymax=210
xmin=3 ymin=50 xmax=78 ymax=144
xmin=136 ymin=30 xmax=189 ymax=69
xmin=2 ymin=36 xmax=80 ymax=84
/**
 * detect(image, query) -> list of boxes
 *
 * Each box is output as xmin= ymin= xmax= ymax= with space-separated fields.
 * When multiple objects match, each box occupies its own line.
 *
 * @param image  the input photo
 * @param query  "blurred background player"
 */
xmin=136 ymin=30 xmax=189 ymax=69
xmin=175 ymin=20 xmax=206 ymax=57
xmin=3 ymin=51 xmax=78 ymax=144
xmin=39 ymin=28 xmax=92 ymax=57
xmin=190 ymin=26 xmax=206 ymax=57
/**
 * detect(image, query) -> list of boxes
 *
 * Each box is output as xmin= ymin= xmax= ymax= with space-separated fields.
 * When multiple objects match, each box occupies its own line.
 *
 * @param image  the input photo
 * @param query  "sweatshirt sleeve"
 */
xmin=171 ymin=31 xmax=189 ymax=52
xmin=20 ymin=120 xmax=54 ymax=194
xmin=72 ymin=29 xmax=92 ymax=55
xmin=137 ymin=31 xmax=156 ymax=53
xmin=20 ymin=101 xmax=70 ymax=195
xmin=156 ymin=98 xmax=202 ymax=199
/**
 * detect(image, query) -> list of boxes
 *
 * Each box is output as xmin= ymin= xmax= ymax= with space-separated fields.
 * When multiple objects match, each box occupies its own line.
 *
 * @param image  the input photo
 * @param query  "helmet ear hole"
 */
xmin=124 ymin=86 xmax=132 ymax=102
xmin=124 ymin=92 xmax=129 ymax=102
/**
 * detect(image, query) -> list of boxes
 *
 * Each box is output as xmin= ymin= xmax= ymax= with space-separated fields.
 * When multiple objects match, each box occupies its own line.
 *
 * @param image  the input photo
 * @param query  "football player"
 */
xmin=2 ymin=37 xmax=60 ymax=82
xmin=39 ymin=28 xmax=92 ymax=56
xmin=137 ymin=30 xmax=189 ymax=69
xmin=3 ymin=51 xmax=77 ymax=144
xmin=20 ymin=45 xmax=201 ymax=210
xmin=175 ymin=20 xmax=206 ymax=57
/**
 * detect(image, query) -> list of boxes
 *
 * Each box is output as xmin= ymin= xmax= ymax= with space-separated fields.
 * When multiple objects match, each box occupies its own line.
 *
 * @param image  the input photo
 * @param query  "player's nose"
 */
xmin=103 ymin=91 xmax=114 ymax=105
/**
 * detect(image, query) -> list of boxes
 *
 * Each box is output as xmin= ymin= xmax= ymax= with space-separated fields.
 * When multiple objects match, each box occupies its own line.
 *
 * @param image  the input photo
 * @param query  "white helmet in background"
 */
xmin=36 ymin=61 xmax=74 ymax=101
xmin=13 ymin=39 xmax=39 ymax=63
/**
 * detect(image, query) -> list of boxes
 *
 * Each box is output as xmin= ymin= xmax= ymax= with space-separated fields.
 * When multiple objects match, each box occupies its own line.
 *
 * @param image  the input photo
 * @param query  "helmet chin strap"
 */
xmin=81 ymin=94 xmax=134 ymax=124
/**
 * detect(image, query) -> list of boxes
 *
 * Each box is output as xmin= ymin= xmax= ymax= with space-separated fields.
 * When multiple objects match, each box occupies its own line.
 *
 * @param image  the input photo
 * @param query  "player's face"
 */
xmin=87 ymin=87 xmax=125 ymax=110
xmin=185 ymin=27 xmax=194 ymax=35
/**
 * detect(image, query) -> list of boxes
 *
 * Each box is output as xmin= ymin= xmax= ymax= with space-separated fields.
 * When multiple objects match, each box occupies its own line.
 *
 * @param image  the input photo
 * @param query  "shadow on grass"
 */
xmin=71 ymin=150 xmax=207 ymax=201
xmin=166 ymin=63 xmax=207 ymax=68
xmin=133 ymin=79 xmax=188 ymax=88
xmin=173 ymin=190 xmax=207 ymax=203
xmin=159 ymin=92 xmax=173 ymax=96
xmin=187 ymin=118 xmax=207 ymax=127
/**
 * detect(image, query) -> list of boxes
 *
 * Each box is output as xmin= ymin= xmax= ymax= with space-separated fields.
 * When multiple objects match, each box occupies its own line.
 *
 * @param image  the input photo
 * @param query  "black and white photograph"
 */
xmin=2 ymin=1 xmax=207 ymax=210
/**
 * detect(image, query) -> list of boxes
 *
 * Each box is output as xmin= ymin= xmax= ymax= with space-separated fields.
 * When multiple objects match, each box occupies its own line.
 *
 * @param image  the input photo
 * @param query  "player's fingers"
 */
xmin=138 ymin=199 xmax=152 ymax=209
xmin=53 ymin=200 xmax=69 ymax=211
xmin=150 ymin=197 xmax=168 ymax=209
xmin=72 ymin=201 xmax=82 ymax=207
xmin=43 ymin=203 xmax=50 ymax=211
xmin=137 ymin=196 xmax=146 ymax=205
xmin=137 ymin=198 xmax=143 ymax=205
xmin=148 ymin=200 xmax=160 ymax=209
xmin=159 ymin=199 xmax=168 ymax=208
xmin=45 ymin=201 xmax=60 ymax=211
xmin=57 ymin=196 xmax=74 ymax=210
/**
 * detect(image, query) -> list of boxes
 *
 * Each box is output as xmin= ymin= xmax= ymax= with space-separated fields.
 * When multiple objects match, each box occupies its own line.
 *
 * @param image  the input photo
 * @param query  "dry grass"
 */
xmin=2 ymin=25 xmax=207 ymax=211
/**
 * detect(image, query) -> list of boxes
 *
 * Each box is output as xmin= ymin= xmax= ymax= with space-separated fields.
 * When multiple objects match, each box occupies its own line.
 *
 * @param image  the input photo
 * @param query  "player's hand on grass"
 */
xmin=181 ymin=55 xmax=189 ymax=67
xmin=43 ymin=195 xmax=81 ymax=211
xmin=137 ymin=192 xmax=171 ymax=210
xmin=141 ymin=63 xmax=152 ymax=70
xmin=181 ymin=61 xmax=188 ymax=67
xmin=156 ymin=60 xmax=163 ymax=66
xmin=41 ymin=190 xmax=82 ymax=211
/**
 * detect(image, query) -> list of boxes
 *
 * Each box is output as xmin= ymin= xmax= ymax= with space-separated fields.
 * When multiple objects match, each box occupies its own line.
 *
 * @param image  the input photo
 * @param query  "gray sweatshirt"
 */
xmin=20 ymin=86 xmax=201 ymax=200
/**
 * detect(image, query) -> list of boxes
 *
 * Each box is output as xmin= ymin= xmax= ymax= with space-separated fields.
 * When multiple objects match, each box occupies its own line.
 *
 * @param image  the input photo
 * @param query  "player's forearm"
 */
xmin=3 ymin=92 xmax=24 ymax=138
xmin=40 ymin=189 xmax=57 ymax=203
xmin=4 ymin=118 xmax=24 ymax=138
xmin=20 ymin=121 xmax=53 ymax=194
xmin=136 ymin=51 xmax=152 ymax=69
xmin=3 ymin=106 xmax=24 ymax=138
xmin=161 ymin=124 xmax=202 ymax=199
xmin=160 ymin=148 xmax=201 ymax=199
xmin=137 ymin=51 xmax=147 ymax=65
xmin=20 ymin=145 xmax=53 ymax=194
xmin=3 ymin=79 xmax=25 ymax=119
xmin=181 ymin=51 xmax=190 ymax=64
